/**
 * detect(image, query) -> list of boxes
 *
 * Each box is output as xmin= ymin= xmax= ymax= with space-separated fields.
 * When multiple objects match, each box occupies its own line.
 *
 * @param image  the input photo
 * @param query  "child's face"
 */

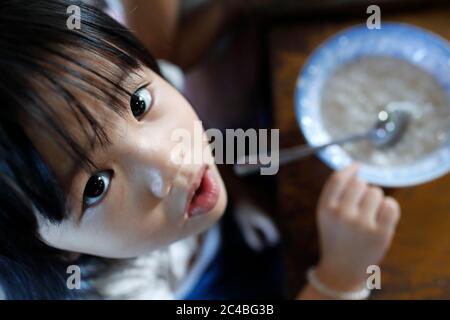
xmin=31 ymin=67 xmax=227 ymax=258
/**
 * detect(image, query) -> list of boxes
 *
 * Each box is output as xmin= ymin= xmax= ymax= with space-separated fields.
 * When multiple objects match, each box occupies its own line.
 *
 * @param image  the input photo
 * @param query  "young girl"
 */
xmin=0 ymin=0 xmax=400 ymax=300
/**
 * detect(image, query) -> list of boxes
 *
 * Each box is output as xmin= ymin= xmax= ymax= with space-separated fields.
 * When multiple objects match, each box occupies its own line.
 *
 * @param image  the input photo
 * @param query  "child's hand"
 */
xmin=314 ymin=164 xmax=401 ymax=292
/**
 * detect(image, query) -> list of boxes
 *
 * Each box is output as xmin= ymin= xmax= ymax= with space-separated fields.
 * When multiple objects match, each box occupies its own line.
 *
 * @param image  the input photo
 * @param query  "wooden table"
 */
xmin=269 ymin=5 xmax=450 ymax=299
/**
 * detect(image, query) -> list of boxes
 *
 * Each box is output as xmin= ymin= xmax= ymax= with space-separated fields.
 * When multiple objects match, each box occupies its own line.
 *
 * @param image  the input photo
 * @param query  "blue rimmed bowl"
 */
xmin=295 ymin=23 xmax=450 ymax=187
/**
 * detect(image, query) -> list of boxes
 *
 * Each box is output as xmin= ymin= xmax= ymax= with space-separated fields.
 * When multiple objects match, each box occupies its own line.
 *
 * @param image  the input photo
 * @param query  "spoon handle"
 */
xmin=234 ymin=132 xmax=369 ymax=177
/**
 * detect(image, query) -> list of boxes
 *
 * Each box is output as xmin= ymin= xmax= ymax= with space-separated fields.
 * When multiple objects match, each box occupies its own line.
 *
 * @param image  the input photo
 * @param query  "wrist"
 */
xmin=314 ymin=263 xmax=367 ymax=293
xmin=307 ymin=266 xmax=370 ymax=300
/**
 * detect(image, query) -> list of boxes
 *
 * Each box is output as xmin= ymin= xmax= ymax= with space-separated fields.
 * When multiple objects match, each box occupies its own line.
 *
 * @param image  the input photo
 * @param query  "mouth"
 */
xmin=185 ymin=165 xmax=220 ymax=218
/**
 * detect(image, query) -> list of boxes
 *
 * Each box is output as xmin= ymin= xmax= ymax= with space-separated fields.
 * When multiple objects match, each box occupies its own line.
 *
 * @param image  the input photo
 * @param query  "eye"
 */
xmin=83 ymin=171 xmax=112 ymax=208
xmin=130 ymin=87 xmax=153 ymax=119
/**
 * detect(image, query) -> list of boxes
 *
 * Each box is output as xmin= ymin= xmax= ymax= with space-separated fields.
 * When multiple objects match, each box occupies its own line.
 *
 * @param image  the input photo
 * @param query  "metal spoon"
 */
xmin=234 ymin=109 xmax=410 ymax=177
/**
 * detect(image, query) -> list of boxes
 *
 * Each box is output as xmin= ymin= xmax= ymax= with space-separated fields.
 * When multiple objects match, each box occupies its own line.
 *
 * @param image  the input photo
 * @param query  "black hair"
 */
xmin=0 ymin=0 xmax=160 ymax=299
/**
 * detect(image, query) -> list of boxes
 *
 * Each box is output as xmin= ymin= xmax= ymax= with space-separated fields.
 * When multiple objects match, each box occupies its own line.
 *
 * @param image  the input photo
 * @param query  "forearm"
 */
xmin=122 ymin=0 xmax=231 ymax=70
xmin=122 ymin=0 xmax=179 ymax=59
xmin=170 ymin=1 xmax=230 ymax=69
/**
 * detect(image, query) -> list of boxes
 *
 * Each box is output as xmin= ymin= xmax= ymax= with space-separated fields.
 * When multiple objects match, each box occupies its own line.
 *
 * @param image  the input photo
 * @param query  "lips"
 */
xmin=186 ymin=166 xmax=220 ymax=218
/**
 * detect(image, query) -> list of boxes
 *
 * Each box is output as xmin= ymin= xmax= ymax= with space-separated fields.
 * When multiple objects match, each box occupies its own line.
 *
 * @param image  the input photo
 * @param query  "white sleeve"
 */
xmin=0 ymin=287 xmax=6 ymax=300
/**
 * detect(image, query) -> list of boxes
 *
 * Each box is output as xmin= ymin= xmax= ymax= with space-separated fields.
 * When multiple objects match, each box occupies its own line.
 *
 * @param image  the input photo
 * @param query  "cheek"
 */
xmin=38 ymin=218 xmax=101 ymax=255
xmin=72 ymin=187 xmax=181 ymax=257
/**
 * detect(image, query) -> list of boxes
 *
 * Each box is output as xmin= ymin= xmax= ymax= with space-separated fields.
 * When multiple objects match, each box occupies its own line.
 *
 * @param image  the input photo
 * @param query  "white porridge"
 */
xmin=320 ymin=56 xmax=450 ymax=166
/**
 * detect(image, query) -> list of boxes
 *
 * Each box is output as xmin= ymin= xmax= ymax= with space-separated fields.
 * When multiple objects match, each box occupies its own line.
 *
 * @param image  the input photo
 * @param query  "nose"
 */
xmin=119 ymin=126 xmax=183 ymax=199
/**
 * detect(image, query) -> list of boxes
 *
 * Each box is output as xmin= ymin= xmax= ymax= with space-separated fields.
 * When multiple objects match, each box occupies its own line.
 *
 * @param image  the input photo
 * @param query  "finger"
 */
xmin=359 ymin=186 xmax=384 ymax=224
xmin=340 ymin=177 xmax=368 ymax=215
xmin=320 ymin=164 xmax=360 ymax=207
xmin=377 ymin=197 xmax=401 ymax=232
